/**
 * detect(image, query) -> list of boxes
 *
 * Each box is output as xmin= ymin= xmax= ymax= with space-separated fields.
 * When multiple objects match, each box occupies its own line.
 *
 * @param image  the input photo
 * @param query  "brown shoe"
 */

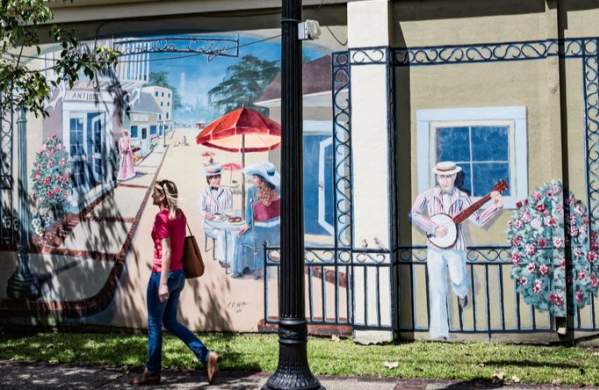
xmin=130 ymin=368 xmax=161 ymax=386
xmin=207 ymin=351 xmax=219 ymax=384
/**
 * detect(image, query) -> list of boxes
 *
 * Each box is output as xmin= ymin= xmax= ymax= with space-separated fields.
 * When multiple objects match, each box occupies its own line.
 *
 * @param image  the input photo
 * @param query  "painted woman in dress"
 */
xmin=232 ymin=162 xmax=280 ymax=279
xmin=117 ymin=129 xmax=136 ymax=181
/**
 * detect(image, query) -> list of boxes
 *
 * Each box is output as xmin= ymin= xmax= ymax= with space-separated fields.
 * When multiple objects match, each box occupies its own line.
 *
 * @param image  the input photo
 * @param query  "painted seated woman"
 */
xmin=232 ymin=162 xmax=280 ymax=279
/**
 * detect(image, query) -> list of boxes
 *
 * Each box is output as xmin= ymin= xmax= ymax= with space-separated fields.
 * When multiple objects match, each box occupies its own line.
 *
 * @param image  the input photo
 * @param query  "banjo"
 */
xmin=427 ymin=180 xmax=509 ymax=249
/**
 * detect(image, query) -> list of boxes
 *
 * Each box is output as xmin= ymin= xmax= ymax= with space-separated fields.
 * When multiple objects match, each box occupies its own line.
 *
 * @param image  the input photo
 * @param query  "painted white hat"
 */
xmin=433 ymin=161 xmax=462 ymax=176
xmin=205 ymin=163 xmax=223 ymax=176
xmin=244 ymin=161 xmax=280 ymax=189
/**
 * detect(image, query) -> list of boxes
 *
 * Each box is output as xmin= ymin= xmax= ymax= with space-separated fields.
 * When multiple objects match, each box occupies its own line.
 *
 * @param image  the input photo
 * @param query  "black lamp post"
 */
xmin=262 ymin=1 xmax=322 ymax=389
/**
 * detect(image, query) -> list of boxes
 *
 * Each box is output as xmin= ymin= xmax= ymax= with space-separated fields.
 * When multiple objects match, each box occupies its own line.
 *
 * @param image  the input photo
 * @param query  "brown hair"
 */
xmin=155 ymin=179 xmax=179 ymax=220
xmin=255 ymin=175 xmax=278 ymax=207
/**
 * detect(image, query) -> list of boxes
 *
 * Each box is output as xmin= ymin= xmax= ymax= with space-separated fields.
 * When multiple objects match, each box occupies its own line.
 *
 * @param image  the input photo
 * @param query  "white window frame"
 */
xmin=416 ymin=106 xmax=528 ymax=209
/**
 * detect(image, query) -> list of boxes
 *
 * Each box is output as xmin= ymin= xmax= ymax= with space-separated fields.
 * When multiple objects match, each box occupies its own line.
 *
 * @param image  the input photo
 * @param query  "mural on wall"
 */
xmin=0 ymin=30 xmax=340 ymax=331
xmin=411 ymin=107 xmax=599 ymax=338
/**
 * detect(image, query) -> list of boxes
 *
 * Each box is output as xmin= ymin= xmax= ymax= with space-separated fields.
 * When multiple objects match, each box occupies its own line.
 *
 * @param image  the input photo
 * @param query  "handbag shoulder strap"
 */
xmin=181 ymin=210 xmax=192 ymax=235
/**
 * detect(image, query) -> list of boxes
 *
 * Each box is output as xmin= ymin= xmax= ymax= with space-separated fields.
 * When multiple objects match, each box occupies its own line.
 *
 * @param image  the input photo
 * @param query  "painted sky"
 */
xmin=148 ymin=32 xmax=332 ymax=125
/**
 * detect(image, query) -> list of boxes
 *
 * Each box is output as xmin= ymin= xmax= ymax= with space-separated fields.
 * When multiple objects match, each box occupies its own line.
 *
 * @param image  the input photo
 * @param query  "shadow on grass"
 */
xmin=483 ymin=359 xmax=582 ymax=369
xmin=440 ymin=378 xmax=504 ymax=389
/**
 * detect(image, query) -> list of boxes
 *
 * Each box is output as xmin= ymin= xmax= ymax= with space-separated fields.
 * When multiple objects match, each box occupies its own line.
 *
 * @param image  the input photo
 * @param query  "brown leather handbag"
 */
xmin=183 ymin=219 xmax=204 ymax=279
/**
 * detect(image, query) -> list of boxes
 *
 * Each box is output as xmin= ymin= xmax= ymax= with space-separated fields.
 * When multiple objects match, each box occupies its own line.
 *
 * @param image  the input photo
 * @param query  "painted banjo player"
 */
xmin=410 ymin=161 xmax=506 ymax=340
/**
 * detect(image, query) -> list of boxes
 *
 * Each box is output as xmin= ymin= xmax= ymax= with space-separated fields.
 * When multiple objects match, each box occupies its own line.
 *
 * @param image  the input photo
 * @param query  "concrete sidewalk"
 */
xmin=0 ymin=360 xmax=594 ymax=389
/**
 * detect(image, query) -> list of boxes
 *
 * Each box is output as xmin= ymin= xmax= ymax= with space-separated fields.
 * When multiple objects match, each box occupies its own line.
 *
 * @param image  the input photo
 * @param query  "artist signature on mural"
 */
xmin=227 ymin=301 xmax=248 ymax=313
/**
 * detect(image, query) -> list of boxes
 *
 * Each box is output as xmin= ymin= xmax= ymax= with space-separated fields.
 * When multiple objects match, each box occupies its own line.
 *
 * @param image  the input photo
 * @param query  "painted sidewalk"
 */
xmin=0 ymin=360 xmax=593 ymax=390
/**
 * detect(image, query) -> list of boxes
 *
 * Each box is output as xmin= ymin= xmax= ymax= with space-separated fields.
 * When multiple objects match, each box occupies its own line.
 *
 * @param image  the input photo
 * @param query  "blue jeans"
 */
xmin=146 ymin=270 xmax=209 ymax=374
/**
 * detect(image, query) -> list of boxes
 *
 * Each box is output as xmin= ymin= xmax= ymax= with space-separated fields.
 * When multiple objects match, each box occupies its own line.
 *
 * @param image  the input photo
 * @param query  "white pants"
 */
xmin=427 ymin=248 xmax=469 ymax=339
xmin=204 ymin=224 xmax=226 ymax=263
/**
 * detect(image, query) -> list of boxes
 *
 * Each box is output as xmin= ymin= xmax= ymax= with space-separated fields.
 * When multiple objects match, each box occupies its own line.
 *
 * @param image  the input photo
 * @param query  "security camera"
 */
xmin=299 ymin=19 xmax=321 ymax=40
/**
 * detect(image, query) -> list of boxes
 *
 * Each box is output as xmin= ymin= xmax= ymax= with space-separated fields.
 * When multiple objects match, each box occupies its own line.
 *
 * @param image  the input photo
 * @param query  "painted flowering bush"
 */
xmin=31 ymin=136 xmax=72 ymax=226
xmin=507 ymin=180 xmax=599 ymax=316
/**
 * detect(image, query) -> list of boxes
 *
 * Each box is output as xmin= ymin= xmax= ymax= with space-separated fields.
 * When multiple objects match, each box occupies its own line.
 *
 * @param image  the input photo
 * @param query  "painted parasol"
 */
xmin=196 ymin=107 xmax=281 ymax=214
xmin=221 ymin=162 xmax=242 ymax=185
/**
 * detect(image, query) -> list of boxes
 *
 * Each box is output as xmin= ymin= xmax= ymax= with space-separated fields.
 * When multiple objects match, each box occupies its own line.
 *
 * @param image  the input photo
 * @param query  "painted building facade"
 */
xmin=0 ymin=0 xmax=598 ymax=345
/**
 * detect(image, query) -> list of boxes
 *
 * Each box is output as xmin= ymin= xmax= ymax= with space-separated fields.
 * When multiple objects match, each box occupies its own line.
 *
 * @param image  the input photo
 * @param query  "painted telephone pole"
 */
xmin=6 ymin=108 xmax=40 ymax=299
xmin=262 ymin=1 xmax=323 ymax=389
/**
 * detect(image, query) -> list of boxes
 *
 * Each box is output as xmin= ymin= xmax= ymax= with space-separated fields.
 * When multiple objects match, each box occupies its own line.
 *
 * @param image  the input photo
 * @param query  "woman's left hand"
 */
xmin=238 ymin=223 xmax=250 ymax=235
xmin=158 ymin=283 xmax=169 ymax=302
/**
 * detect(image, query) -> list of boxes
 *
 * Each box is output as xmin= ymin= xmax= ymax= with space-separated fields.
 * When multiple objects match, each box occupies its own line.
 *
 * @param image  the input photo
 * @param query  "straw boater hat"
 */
xmin=205 ymin=163 xmax=223 ymax=177
xmin=433 ymin=161 xmax=462 ymax=176
xmin=244 ymin=161 xmax=280 ymax=189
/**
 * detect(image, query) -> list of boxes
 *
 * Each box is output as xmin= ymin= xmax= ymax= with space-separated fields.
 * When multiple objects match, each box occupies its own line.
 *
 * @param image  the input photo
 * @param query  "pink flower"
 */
xmin=555 ymin=203 xmax=564 ymax=215
xmin=43 ymin=177 xmax=50 ymax=186
xmin=560 ymin=258 xmax=566 ymax=269
xmin=575 ymin=203 xmax=586 ymax=216
xmin=533 ymin=191 xmax=542 ymax=201
xmin=537 ymin=238 xmax=547 ymax=248
xmin=588 ymin=251 xmax=598 ymax=263
xmin=550 ymin=292 xmax=564 ymax=306
xmin=521 ymin=212 xmax=533 ymax=223
xmin=576 ymin=290 xmax=585 ymax=304
xmin=514 ymin=219 xmax=523 ymax=229
xmin=539 ymin=264 xmax=550 ymax=275
xmin=531 ymin=218 xmax=542 ymax=230
xmin=512 ymin=235 xmax=523 ymax=247
xmin=525 ymin=244 xmax=537 ymax=256
xmin=527 ymin=262 xmax=536 ymax=272
xmin=57 ymin=144 xmax=62 ymax=150
xmin=516 ymin=200 xmax=523 ymax=208
xmin=511 ymin=252 xmax=522 ymax=265
xmin=59 ymin=159 xmax=66 ymax=167
xmin=571 ymin=226 xmax=579 ymax=237
xmin=544 ymin=216 xmax=558 ymax=227
xmin=536 ymin=204 xmax=546 ymax=213
xmin=519 ymin=277 xmax=528 ymax=286
xmin=553 ymin=237 xmax=564 ymax=248
xmin=532 ymin=279 xmax=543 ymax=294
xmin=592 ymin=274 xmax=599 ymax=288
xmin=578 ymin=271 xmax=586 ymax=280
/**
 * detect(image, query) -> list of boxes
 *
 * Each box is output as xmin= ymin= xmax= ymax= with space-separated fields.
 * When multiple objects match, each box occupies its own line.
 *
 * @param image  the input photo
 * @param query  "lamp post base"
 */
xmin=262 ymin=320 xmax=324 ymax=390
xmin=261 ymin=344 xmax=324 ymax=390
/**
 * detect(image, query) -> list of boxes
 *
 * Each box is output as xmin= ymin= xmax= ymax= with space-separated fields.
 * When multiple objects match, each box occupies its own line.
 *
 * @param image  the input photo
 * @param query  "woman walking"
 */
xmin=131 ymin=179 xmax=218 ymax=385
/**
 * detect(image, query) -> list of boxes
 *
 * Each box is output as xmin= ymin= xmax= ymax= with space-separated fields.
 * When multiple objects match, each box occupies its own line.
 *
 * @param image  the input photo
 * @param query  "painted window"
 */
xmin=155 ymin=91 xmax=159 ymax=97
xmin=417 ymin=107 xmax=527 ymax=208
xmin=303 ymin=130 xmax=334 ymax=241
xmin=130 ymin=125 xmax=138 ymax=138
xmin=87 ymin=112 xmax=104 ymax=185
xmin=69 ymin=117 xmax=84 ymax=157
xmin=150 ymin=125 xmax=157 ymax=135
xmin=69 ymin=116 xmax=85 ymax=188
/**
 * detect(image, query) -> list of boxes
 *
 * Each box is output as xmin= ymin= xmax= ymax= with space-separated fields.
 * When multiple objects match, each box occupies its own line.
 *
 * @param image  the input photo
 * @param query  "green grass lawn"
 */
xmin=0 ymin=331 xmax=598 ymax=385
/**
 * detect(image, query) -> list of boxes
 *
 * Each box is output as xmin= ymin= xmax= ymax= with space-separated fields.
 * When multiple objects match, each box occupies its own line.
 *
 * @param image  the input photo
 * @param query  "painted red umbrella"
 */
xmin=221 ymin=162 xmax=242 ymax=184
xmin=196 ymin=107 xmax=281 ymax=214
xmin=196 ymin=107 xmax=281 ymax=153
